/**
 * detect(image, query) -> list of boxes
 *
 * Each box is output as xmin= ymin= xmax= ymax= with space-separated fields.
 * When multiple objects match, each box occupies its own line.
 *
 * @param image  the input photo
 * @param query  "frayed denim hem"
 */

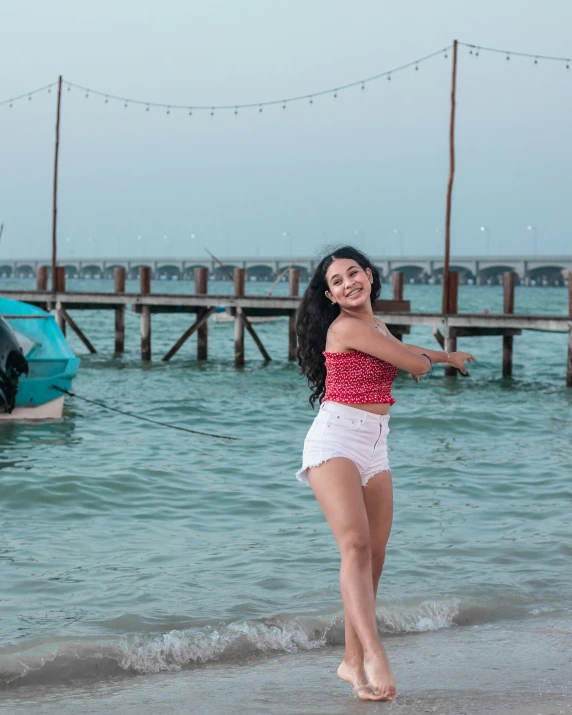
xmin=296 ymin=456 xmax=390 ymax=488
xmin=296 ymin=452 xmax=360 ymax=486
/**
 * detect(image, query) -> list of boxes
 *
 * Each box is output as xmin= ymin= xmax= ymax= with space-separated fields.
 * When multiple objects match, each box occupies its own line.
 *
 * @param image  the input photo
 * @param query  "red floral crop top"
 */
xmin=322 ymin=349 xmax=399 ymax=405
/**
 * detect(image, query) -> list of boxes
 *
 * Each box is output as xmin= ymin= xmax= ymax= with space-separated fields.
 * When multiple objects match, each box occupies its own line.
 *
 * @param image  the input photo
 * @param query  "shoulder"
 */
xmin=328 ymin=314 xmax=376 ymax=348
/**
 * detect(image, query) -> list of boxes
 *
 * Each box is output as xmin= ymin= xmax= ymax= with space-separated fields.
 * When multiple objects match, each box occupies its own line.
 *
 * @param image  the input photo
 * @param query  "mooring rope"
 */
xmin=51 ymin=385 xmax=238 ymax=441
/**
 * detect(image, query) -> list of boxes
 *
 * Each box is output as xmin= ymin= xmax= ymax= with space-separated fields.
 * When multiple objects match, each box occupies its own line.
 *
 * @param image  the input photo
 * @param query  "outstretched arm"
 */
xmin=375 ymin=319 xmax=476 ymax=375
xmin=330 ymin=319 xmax=432 ymax=376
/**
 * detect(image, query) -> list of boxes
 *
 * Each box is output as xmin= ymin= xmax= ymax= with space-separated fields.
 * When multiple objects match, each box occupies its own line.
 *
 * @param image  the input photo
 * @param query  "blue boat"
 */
xmin=0 ymin=297 xmax=80 ymax=420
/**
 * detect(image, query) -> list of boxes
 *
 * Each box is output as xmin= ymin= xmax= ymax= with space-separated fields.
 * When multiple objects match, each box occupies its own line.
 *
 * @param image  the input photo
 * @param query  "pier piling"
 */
xmin=392 ymin=271 xmax=404 ymax=301
xmin=234 ymin=268 xmax=245 ymax=367
xmin=55 ymin=267 xmax=66 ymax=334
xmin=140 ymin=267 xmax=151 ymax=361
xmin=444 ymin=272 xmax=459 ymax=377
xmin=392 ymin=272 xmax=404 ymax=341
xmin=114 ymin=267 xmax=126 ymax=354
xmin=288 ymin=268 xmax=299 ymax=361
xmin=36 ymin=266 xmax=48 ymax=292
xmin=503 ymin=272 xmax=516 ymax=377
xmin=566 ymin=271 xmax=572 ymax=387
xmin=195 ymin=268 xmax=209 ymax=360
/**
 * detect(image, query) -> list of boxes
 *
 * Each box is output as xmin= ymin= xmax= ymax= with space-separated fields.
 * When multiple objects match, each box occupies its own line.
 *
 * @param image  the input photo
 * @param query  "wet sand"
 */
xmin=2 ymin=620 xmax=570 ymax=715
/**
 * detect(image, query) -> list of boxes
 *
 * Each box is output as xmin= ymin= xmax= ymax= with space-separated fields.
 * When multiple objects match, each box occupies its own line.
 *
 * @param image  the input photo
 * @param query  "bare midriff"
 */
xmin=333 ymin=401 xmax=391 ymax=416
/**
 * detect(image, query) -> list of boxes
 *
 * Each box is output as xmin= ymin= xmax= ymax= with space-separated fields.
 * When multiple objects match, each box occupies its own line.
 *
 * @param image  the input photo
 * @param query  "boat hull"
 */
xmin=0 ymin=396 xmax=64 ymax=421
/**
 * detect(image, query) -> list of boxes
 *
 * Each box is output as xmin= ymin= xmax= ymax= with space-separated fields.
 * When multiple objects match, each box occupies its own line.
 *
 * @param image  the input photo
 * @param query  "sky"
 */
xmin=1 ymin=0 xmax=571 ymax=260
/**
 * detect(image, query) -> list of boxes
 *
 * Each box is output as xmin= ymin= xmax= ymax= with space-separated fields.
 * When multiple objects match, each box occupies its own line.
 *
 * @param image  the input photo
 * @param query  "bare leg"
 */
xmin=338 ymin=470 xmax=393 ymax=687
xmin=308 ymin=459 xmax=396 ymax=701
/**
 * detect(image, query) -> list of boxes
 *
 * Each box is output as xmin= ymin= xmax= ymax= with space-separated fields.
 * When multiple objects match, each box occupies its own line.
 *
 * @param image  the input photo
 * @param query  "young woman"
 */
xmin=296 ymin=246 xmax=475 ymax=702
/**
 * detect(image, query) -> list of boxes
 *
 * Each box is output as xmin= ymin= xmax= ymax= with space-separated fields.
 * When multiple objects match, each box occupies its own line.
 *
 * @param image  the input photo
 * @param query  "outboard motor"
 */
xmin=0 ymin=317 xmax=29 ymax=413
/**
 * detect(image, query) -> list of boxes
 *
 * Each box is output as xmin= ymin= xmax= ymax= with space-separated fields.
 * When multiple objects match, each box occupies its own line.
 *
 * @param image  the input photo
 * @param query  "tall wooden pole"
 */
xmin=52 ymin=75 xmax=63 ymax=291
xmin=442 ymin=40 xmax=458 ymax=314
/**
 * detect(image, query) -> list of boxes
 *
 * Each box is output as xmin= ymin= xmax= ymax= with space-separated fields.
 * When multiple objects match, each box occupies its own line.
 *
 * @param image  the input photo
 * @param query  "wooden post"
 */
xmin=288 ymin=268 xmax=300 ymax=361
xmin=114 ymin=267 xmax=126 ymax=354
xmin=567 ymin=274 xmax=572 ymax=387
xmin=442 ymin=39 xmax=458 ymax=314
xmin=234 ymin=268 xmax=245 ymax=367
xmin=36 ymin=266 xmax=48 ymax=291
xmin=55 ymin=265 xmax=66 ymax=292
xmin=195 ymin=267 xmax=209 ymax=360
xmin=444 ymin=271 xmax=459 ymax=376
xmin=140 ymin=267 xmax=151 ymax=361
xmin=55 ymin=266 xmax=66 ymax=334
xmin=567 ymin=325 xmax=572 ymax=388
xmin=52 ymin=75 xmax=63 ymax=291
xmin=392 ymin=271 xmax=404 ymax=301
xmin=447 ymin=271 xmax=459 ymax=314
xmin=502 ymin=271 xmax=515 ymax=377
xmin=391 ymin=272 xmax=405 ymax=341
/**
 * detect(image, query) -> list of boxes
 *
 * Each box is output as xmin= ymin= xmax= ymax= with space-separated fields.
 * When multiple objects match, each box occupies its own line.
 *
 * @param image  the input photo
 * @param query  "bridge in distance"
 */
xmin=2 ymin=255 xmax=571 ymax=286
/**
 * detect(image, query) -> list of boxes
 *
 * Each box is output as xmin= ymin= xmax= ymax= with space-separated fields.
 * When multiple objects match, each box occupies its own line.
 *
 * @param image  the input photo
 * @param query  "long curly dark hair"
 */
xmin=296 ymin=245 xmax=381 ymax=408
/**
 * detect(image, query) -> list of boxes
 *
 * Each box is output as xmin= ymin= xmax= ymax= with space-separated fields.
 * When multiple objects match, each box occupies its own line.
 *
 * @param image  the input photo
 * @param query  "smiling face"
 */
xmin=324 ymin=257 xmax=373 ymax=309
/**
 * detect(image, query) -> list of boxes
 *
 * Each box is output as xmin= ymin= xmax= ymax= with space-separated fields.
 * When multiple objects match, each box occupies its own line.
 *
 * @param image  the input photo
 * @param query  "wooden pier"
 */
xmin=1 ymin=267 xmax=571 ymax=386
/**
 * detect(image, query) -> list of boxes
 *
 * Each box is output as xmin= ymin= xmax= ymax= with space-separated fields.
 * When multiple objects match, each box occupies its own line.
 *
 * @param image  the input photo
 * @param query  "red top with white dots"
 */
xmin=322 ymin=349 xmax=399 ymax=405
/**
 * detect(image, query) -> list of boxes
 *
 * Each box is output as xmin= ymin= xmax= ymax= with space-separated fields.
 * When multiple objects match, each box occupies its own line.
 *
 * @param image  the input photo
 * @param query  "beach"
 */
xmin=2 ymin=618 xmax=571 ymax=714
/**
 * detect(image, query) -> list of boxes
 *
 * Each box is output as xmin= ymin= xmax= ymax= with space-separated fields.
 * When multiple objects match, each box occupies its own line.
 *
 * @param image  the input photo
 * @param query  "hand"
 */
xmin=446 ymin=351 xmax=476 ymax=375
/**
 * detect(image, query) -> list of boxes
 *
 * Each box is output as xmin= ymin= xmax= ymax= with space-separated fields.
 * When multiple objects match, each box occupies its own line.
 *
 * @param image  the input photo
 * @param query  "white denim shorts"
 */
xmin=296 ymin=401 xmax=391 ymax=488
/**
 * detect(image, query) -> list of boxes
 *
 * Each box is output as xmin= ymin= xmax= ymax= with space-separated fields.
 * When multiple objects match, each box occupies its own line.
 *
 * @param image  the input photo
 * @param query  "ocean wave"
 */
xmin=0 ymin=597 xmax=527 ymax=688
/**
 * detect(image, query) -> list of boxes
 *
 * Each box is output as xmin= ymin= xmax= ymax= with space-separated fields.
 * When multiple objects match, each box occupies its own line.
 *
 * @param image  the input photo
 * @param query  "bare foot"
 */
xmin=337 ymin=658 xmax=367 ymax=688
xmin=363 ymin=649 xmax=397 ymax=701
xmin=338 ymin=659 xmax=388 ymax=702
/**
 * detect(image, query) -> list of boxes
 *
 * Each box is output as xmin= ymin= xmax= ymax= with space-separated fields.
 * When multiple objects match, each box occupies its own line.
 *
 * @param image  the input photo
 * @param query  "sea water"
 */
xmin=0 ymin=279 xmax=570 ymax=712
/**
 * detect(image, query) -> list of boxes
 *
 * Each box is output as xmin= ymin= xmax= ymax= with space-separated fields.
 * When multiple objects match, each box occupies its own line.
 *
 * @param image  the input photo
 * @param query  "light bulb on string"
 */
xmin=309 ymin=97 xmax=313 ymax=103
xmin=234 ymin=107 xmax=238 ymax=115
xmin=210 ymin=108 xmax=214 ymax=116
xmin=361 ymin=83 xmax=365 ymax=90
xmin=475 ymin=48 xmax=480 ymax=56
xmin=166 ymin=106 xmax=170 ymax=115
xmin=259 ymin=105 xmax=263 ymax=112
xmin=67 ymin=85 xmax=71 ymax=91
xmin=387 ymin=74 xmax=391 ymax=81
xmin=188 ymin=110 xmax=192 ymax=116
xmin=124 ymin=102 xmax=128 ymax=108
xmin=85 ymin=93 xmax=89 ymax=98
xmin=469 ymin=48 xmax=473 ymax=55
xmin=146 ymin=105 xmax=149 ymax=112
xmin=333 ymin=92 xmax=337 ymax=98
xmin=566 ymin=61 xmax=570 ymax=69
xmin=28 ymin=95 xmax=32 ymax=101
xmin=444 ymin=51 xmax=448 ymax=58
xmin=415 ymin=64 xmax=419 ymax=71
xmin=534 ymin=57 xmax=538 ymax=65
xmin=105 ymin=96 xmax=108 ymax=103
xmin=282 ymin=103 xmax=286 ymax=109
xmin=506 ymin=53 xmax=510 ymax=61
xmin=48 ymin=88 xmax=52 ymax=93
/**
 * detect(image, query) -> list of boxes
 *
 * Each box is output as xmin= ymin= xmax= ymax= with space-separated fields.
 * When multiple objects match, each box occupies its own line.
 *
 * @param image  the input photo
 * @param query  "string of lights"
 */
xmin=1 ymin=41 xmax=569 ymax=114
xmin=62 ymin=45 xmax=451 ymax=113
xmin=458 ymin=41 xmax=570 ymax=66
xmin=0 ymin=81 xmax=59 ymax=108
